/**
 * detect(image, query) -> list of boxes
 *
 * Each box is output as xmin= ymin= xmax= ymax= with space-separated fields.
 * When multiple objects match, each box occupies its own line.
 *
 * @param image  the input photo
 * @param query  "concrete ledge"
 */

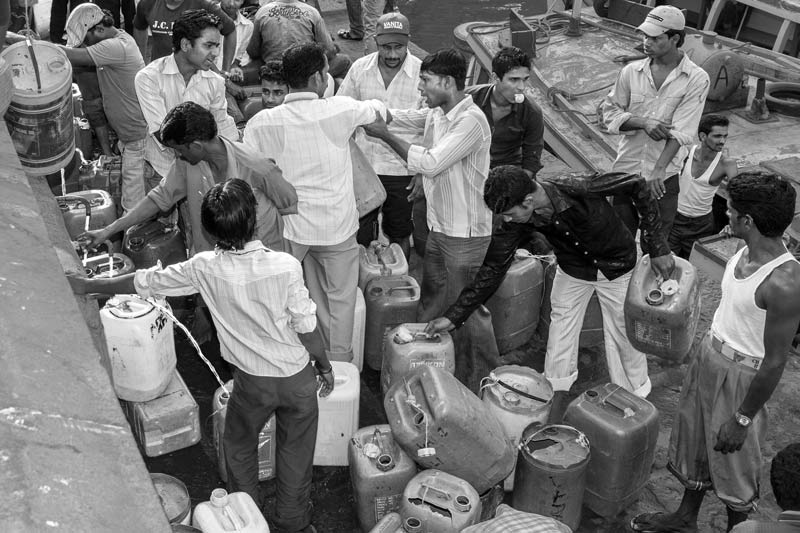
xmin=0 ymin=124 xmax=171 ymax=532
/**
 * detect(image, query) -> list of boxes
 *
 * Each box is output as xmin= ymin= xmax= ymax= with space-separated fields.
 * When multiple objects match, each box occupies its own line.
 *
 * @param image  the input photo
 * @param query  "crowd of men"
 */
xmin=26 ymin=1 xmax=800 ymax=531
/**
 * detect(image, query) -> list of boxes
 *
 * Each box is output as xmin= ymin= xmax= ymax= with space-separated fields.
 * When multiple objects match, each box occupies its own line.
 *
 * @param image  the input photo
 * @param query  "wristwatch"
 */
xmin=734 ymin=411 xmax=752 ymax=427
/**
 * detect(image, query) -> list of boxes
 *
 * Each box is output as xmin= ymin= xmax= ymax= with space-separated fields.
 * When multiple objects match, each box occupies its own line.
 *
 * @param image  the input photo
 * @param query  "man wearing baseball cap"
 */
xmin=601 ymin=5 xmax=709 ymax=256
xmin=338 ymin=11 xmax=423 ymax=257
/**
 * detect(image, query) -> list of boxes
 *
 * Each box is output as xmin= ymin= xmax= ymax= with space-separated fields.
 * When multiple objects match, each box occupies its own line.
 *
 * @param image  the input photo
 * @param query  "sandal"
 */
xmin=630 ymin=512 xmax=699 ymax=533
xmin=337 ymin=28 xmax=363 ymax=41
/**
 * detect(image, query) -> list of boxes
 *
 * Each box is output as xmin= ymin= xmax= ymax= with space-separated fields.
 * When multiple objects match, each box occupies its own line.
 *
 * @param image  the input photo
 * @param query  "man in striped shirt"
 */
xmin=363 ymin=48 xmax=499 ymax=391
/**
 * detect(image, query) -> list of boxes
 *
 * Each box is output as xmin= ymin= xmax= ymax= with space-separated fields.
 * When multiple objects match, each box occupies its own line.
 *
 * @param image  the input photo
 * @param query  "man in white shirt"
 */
xmin=363 ymin=48 xmax=500 ymax=391
xmin=244 ymin=43 xmax=387 ymax=365
xmin=135 ymin=9 xmax=239 ymax=182
xmin=219 ymin=0 xmax=255 ymax=125
xmin=602 ymin=5 xmax=709 ymax=253
xmin=337 ymin=11 xmax=422 ymax=257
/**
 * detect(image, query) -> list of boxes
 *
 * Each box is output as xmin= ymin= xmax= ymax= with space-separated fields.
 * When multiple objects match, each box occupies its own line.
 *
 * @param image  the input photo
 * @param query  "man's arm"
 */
xmin=714 ymin=264 xmax=800 ymax=454
xmin=209 ymin=78 xmax=240 ymax=141
xmin=709 ymin=156 xmax=738 ymax=187
xmin=58 ymin=45 xmax=96 ymax=66
xmin=132 ymin=0 xmax=152 ymax=61
xmin=245 ymin=16 xmax=262 ymax=63
xmin=521 ymin=102 xmax=544 ymax=177
xmin=135 ymin=67 xmax=167 ymax=137
xmin=121 ymin=0 xmax=136 ymax=34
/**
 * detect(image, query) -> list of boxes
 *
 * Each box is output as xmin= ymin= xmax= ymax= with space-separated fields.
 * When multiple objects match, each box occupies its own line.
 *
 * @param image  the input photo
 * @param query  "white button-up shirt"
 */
xmin=337 ymin=51 xmax=424 ymax=176
xmin=391 ymin=95 xmax=493 ymax=238
xmin=135 ymin=54 xmax=239 ymax=178
xmin=216 ymin=11 xmax=253 ymax=70
xmin=243 ymin=92 xmax=387 ymax=246
xmin=602 ymin=53 xmax=709 ymax=178
xmin=134 ymin=241 xmax=316 ymax=377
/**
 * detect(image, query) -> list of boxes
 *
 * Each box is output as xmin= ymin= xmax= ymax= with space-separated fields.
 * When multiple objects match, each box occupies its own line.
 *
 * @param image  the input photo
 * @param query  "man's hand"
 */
xmin=316 ymin=366 xmax=335 ymax=398
xmin=362 ymin=111 xmax=390 ymax=140
xmin=229 ymin=66 xmax=244 ymax=83
xmin=646 ymin=167 xmax=667 ymax=200
xmin=650 ymin=253 xmax=675 ymax=280
xmin=226 ymin=79 xmax=247 ymax=101
xmin=77 ymin=228 xmax=112 ymax=251
xmin=643 ymin=119 xmax=672 ymax=141
xmin=406 ymin=174 xmax=424 ymax=202
xmin=713 ymin=416 xmax=748 ymax=454
xmin=424 ymin=317 xmax=455 ymax=336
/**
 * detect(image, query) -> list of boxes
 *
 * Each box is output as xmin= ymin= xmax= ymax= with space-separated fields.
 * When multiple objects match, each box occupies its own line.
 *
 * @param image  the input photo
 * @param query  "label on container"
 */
xmin=410 ymin=360 xmax=445 ymax=369
xmin=634 ymin=321 xmax=672 ymax=348
xmin=374 ymin=494 xmax=402 ymax=522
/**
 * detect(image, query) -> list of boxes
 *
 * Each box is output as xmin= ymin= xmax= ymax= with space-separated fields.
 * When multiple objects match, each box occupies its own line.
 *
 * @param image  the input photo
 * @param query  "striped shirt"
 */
xmin=337 ymin=52 xmax=424 ymax=176
xmin=391 ymin=95 xmax=493 ymax=238
xmin=135 ymin=54 xmax=239 ymax=178
xmin=134 ymin=241 xmax=316 ymax=377
xmin=602 ymin=52 xmax=709 ymax=178
xmin=243 ymin=92 xmax=387 ymax=246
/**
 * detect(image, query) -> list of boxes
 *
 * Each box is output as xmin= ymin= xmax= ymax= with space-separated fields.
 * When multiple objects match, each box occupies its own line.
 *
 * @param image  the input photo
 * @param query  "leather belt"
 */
xmin=710 ymin=333 xmax=762 ymax=370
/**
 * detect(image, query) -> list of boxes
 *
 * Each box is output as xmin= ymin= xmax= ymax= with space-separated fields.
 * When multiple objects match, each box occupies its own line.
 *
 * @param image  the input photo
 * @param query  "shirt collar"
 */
xmin=365 ymin=51 xmax=417 ymax=79
xmin=161 ymin=54 xmax=218 ymax=78
xmin=636 ymin=51 xmax=693 ymax=76
xmin=441 ymin=94 xmax=475 ymax=121
xmin=216 ymin=240 xmax=268 ymax=255
xmin=284 ymin=92 xmax=320 ymax=103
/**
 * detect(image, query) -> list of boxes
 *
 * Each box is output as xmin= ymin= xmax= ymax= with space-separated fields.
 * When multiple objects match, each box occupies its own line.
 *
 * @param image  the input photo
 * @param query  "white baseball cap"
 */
xmin=637 ymin=5 xmax=685 ymax=37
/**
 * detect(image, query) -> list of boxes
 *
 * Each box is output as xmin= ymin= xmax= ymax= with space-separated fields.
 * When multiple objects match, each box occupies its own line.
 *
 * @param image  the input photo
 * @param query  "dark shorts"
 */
xmin=357 ymin=174 xmax=414 ymax=245
xmin=669 ymin=211 xmax=715 ymax=259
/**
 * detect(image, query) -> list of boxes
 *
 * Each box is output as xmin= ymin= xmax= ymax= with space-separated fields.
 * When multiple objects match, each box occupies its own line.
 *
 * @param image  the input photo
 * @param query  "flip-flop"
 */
xmin=337 ymin=29 xmax=363 ymax=41
xmin=630 ymin=512 xmax=699 ymax=533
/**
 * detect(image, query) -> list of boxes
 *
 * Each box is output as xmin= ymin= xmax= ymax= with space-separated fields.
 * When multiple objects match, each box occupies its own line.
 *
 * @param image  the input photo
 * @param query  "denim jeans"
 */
xmin=118 ymin=138 xmax=146 ymax=214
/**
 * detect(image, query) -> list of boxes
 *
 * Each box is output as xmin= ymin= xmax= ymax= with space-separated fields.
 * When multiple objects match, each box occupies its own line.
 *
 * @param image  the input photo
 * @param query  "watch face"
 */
xmin=736 ymin=413 xmax=751 ymax=426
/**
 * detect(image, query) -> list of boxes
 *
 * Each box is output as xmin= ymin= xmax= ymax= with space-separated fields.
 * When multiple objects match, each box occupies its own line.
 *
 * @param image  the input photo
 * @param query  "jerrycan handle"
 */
xmin=589 ymin=386 xmax=637 ymax=418
xmin=57 ymin=195 xmax=92 ymax=222
xmin=388 ymin=285 xmax=416 ymax=294
xmin=417 ymin=482 xmax=452 ymax=502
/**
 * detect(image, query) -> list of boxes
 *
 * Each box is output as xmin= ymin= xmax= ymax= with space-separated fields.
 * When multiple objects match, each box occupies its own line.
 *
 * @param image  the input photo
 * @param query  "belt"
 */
xmin=710 ymin=333 xmax=762 ymax=370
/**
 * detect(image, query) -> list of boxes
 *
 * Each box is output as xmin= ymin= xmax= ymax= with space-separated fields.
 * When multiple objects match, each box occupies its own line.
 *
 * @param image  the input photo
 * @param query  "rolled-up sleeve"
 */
xmin=210 ymin=77 xmax=239 ymax=141
xmin=602 ymin=66 xmax=633 ymax=135
xmin=668 ymin=69 xmax=710 ymax=146
xmin=286 ymin=270 xmax=317 ymax=334
xmin=134 ymin=261 xmax=199 ymax=298
xmin=407 ymin=114 xmax=487 ymax=176
xmin=146 ymin=164 xmax=187 ymax=212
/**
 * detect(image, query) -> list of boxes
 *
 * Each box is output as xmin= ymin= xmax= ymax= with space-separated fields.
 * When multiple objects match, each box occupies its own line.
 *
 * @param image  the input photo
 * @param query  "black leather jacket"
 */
xmin=444 ymin=171 xmax=670 ymax=327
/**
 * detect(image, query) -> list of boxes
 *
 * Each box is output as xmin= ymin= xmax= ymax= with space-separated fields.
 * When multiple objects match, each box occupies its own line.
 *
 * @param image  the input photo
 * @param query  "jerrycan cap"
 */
xmin=661 ymin=279 xmax=679 ymax=296
xmin=363 ymin=442 xmax=380 ymax=458
xmin=209 ymin=488 xmax=229 ymax=507
xmin=417 ymin=447 xmax=436 ymax=458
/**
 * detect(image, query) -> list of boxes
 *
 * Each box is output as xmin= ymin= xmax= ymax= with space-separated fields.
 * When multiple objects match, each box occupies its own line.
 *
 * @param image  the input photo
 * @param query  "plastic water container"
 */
xmin=624 ymin=254 xmax=701 ymax=361
xmin=315 ymin=361 xmax=360 ymax=466
xmin=213 ymin=380 xmax=276 ymax=483
xmin=349 ymin=425 xmax=417 ymax=531
xmin=480 ymin=365 xmax=553 ymax=491
xmin=364 ymin=276 xmax=420 ymax=371
xmin=512 ymin=424 xmax=590 ymax=531
xmin=123 ymin=220 xmax=187 ymax=269
xmin=83 ymin=251 xmax=135 ymax=279
xmin=381 ymin=324 xmax=454 ymax=395
xmin=151 ymin=473 xmax=191 ymax=525
xmin=2 ymin=40 xmax=74 ymax=175
xmin=563 ymin=383 xmax=659 ymax=517
xmin=359 ymin=241 xmax=409 ymax=291
xmin=384 ymin=365 xmax=515 ymax=494
xmin=57 ymin=190 xmax=117 ymax=240
xmin=120 ymin=370 xmax=200 ymax=457
xmin=400 ymin=470 xmax=482 ymax=533
xmin=485 ymin=250 xmax=545 ymax=352
xmin=192 ymin=489 xmax=269 ymax=532
xmin=353 ymin=289 xmax=366 ymax=372
xmin=100 ymin=295 xmax=176 ymax=401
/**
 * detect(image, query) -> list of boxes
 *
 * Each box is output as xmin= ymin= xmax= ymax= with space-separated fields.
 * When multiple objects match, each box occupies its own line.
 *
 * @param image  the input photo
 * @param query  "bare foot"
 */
xmin=630 ymin=512 xmax=699 ymax=533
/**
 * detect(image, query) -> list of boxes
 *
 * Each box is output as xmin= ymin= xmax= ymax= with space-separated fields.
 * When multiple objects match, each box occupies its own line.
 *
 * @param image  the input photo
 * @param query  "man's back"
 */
xmin=248 ymin=0 xmax=332 ymax=63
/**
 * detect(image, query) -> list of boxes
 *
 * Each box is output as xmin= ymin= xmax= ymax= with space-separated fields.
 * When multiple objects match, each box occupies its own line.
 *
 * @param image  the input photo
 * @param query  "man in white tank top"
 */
xmin=632 ymin=172 xmax=800 ymax=533
xmin=668 ymin=115 xmax=738 ymax=258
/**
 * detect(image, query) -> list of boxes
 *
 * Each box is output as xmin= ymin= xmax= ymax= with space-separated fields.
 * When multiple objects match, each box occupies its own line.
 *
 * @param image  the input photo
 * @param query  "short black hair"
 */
xmin=259 ymin=60 xmax=286 ymax=85
xmin=771 ymin=443 xmax=800 ymax=511
xmin=421 ymin=48 xmax=467 ymax=91
xmin=698 ymin=114 xmax=729 ymax=136
xmin=728 ymin=171 xmax=796 ymax=238
xmin=665 ymin=28 xmax=685 ymax=48
xmin=172 ymin=9 xmax=221 ymax=53
xmin=92 ymin=9 xmax=116 ymax=29
xmin=159 ymin=101 xmax=217 ymax=146
xmin=282 ymin=43 xmax=326 ymax=89
xmin=483 ymin=165 xmax=537 ymax=214
xmin=201 ymin=179 xmax=257 ymax=251
xmin=492 ymin=47 xmax=531 ymax=79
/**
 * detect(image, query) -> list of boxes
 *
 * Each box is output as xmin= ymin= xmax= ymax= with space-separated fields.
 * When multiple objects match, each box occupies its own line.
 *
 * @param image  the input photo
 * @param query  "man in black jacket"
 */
xmin=425 ymin=165 xmax=674 ymax=421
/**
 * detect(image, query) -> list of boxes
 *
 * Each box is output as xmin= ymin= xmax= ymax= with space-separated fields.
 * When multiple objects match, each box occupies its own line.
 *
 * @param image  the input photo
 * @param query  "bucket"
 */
xmin=624 ymin=254 xmax=701 ymax=361
xmin=359 ymin=241 xmax=409 ymax=291
xmin=384 ymin=365 xmax=515 ymax=494
xmin=349 ymin=425 xmax=417 ymax=531
xmin=2 ymin=40 xmax=74 ymax=175
xmin=151 ymin=473 xmax=191 ymax=525
xmin=485 ymin=250 xmax=545 ymax=352
xmin=400 ymin=470 xmax=482 ymax=533
xmin=192 ymin=489 xmax=270 ymax=533
xmin=512 ymin=424 xmax=590 ymax=531
xmin=364 ymin=276 xmax=420 ymax=371
xmin=381 ymin=323 xmax=455 ymax=395
xmin=563 ymin=383 xmax=659 ymax=517
xmin=315 ymin=361 xmax=360 ymax=466
xmin=212 ymin=380 xmax=276 ymax=483
xmin=123 ymin=220 xmax=187 ymax=269
xmin=480 ymin=365 xmax=553 ymax=491
xmin=100 ymin=295 xmax=177 ymax=402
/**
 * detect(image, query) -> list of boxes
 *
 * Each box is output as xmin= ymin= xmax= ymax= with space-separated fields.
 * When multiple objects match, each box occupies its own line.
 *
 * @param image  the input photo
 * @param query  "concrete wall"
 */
xmin=0 ymin=125 xmax=171 ymax=532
